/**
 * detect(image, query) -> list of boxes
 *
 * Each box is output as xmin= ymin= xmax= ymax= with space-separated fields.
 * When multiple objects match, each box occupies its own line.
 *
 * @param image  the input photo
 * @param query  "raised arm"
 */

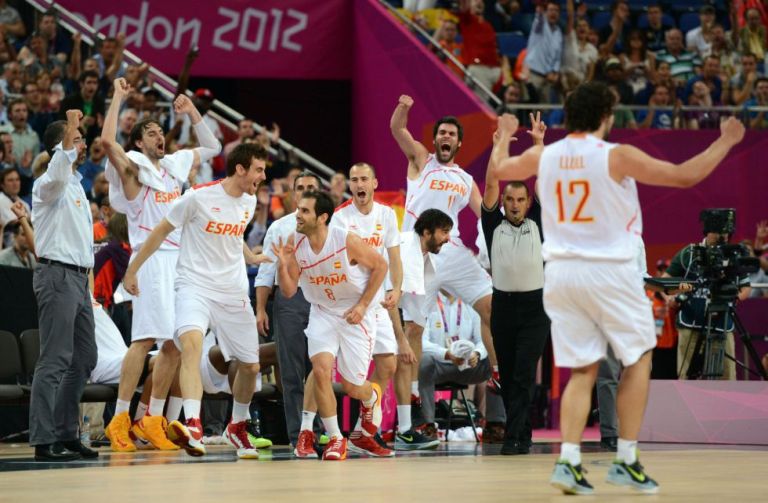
xmin=123 ymin=219 xmax=176 ymax=295
xmin=272 ymin=235 xmax=300 ymax=300
xmin=173 ymin=94 xmax=221 ymax=171
xmin=35 ymin=110 xmax=82 ymax=202
xmin=345 ymin=232 xmax=388 ymax=325
xmin=104 ymin=33 xmax=126 ymax=82
xmin=565 ymin=0 xmax=575 ymax=36
xmin=390 ymin=95 xmax=430 ymax=180
xmin=101 ymin=78 xmax=141 ymax=200
xmin=490 ymin=113 xmax=542 ymax=181
xmin=610 ymin=117 xmax=745 ymax=187
xmin=11 ymin=202 xmax=34 ymax=256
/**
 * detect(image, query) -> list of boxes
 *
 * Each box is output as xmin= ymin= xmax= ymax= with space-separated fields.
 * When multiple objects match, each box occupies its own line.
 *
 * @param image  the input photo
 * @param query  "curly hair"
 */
xmin=564 ymin=82 xmax=616 ymax=133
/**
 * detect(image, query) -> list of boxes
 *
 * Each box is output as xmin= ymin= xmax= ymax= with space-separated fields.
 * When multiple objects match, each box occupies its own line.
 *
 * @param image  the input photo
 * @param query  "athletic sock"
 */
xmin=617 ymin=438 xmax=638 ymax=465
xmin=182 ymin=399 xmax=201 ymax=420
xmin=134 ymin=402 xmax=148 ymax=421
xmin=148 ymin=397 xmax=165 ymax=417
xmin=231 ymin=400 xmax=251 ymax=423
xmin=321 ymin=416 xmax=342 ymax=439
xmin=166 ymin=396 xmax=183 ymax=422
xmin=559 ymin=442 xmax=582 ymax=466
xmin=300 ymin=410 xmax=316 ymax=432
xmin=397 ymin=405 xmax=412 ymax=433
xmin=115 ymin=399 xmax=131 ymax=416
xmin=362 ymin=386 xmax=378 ymax=408
xmin=410 ymin=381 xmax=419 ymax=397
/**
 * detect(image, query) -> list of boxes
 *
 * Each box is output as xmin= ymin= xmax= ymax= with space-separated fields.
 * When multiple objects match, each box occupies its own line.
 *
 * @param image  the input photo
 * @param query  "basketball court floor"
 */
xmin=1 ymin=439 xmax=765 ymax=502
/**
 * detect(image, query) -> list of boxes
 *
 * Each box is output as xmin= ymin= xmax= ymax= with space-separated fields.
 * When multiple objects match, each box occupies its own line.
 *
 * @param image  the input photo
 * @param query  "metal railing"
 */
xmin=26 ymin=0 xmax=338 ymax=185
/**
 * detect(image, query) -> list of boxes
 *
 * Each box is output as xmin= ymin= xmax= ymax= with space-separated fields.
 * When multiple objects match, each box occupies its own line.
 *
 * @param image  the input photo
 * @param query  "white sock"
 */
xmin=410 ymin=381 xmax=419 ymax=397
xmin=115 ymin=399 xmax=131 ymax=415
xmin=321 ymin=416 xmax=342 ymax=439
xmin=362 ymin=386 xmax=378 ymax=407
xmin=560 ymin=442 xmax=582 ymax=466
xmin=166 ymin=396 xmax=183 ymax=422
xmin=397 ymin=405 xmax=412 ymax=433
xmin=492 ymin=365 xmax=499 ymax=374
xmin=300 ymin=410 xmax=316 ymax=432
xmin=148 ymin=397 xmax=165 ymax=417
xmin=134 ymin=402 xmax=148 ymax=421
xmin=617 ymin=438 xmax=638 ymax=465
xmin=183 ymin=399 xmax=201 ymax=420
xmin=231 ymin=400 xmax=251 ymax=423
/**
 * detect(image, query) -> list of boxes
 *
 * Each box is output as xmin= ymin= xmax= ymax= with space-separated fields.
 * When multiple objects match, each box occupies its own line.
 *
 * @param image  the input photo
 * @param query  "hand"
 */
xmin=381 ymin=289 xmax=401 ymax=310
xmin=21 ymin=150 xmax=33 ymax=169
xmin=268 ymin=123 xmax=280 ymax=143
xmin=446 ymin=351 xmax=464 ymax=366
xmin=468 ymin=352 xmax=479 ymax=368
xmin=256 ymin=309 xmax=269 ymax=337
xmin=747 ymin=71 xmax=758 ymax=84
xmin=610 ymin=14 xmax=623 ymax=32
xmin=546 ymin=72 xmax=560 ymax=83
xmin=112 ymin=77 xmax=131 ymax=101
xmin=270 ymin=235 xmax=295 ymax=264
xmin=497 ymin=113 xmax=520 ymax=136
xmin=10 ymin=201 xmax=27 ymax=220
xmin=756 ymin=220 xmax=768 ymax=240
xmin=246 ymin=252 xmax=273 ymax=266
xmin=72 ymin=32 xmax=81 ymax=45
xmin=343 ymin=303 xmax=366 ymax=325
xmin=398 ymin=95 xmax=414 ymax=108
xmin=527 ymin=111 xmax=547 ymax=145
xmin=397 ymin=338 xmax=417 ymax=364
xmin=65 ymin=109 xmax=83 ymax=127
xmin=719 ymin=117 xmax=745 ymax=147
xmin=123 ymin=271 xmax=139 ymax=296
xmin=116 ymin=32 xmax=126 ymax=46
xmin=173 ymin=94 xmax=196 ymax=116
xmin=676 ymin=282 xmax=694 ymax=294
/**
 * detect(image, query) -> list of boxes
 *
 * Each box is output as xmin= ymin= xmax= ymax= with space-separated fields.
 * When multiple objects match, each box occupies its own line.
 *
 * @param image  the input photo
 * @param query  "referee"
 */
xmin=482 ymin=120 xmax=549 ymax=455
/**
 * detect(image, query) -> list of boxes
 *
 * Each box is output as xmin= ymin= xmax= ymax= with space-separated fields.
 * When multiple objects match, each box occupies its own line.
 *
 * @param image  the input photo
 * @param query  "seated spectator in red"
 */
xmin=685 ymin=80 xmax=723 ymax=130
xmin=93 ymin=213 xmax=130 ymax=309
xmin=92 ymin=195 xmax=112 ymax=243
xmin=636 ymin=83 xmax=678 ymax=129
xmin=684 ymin=55 xmax=723 ymax=104
xmin=643 ymin=3 xmax=673 ymax=53
xmin=458 ymin=0 xmax=502 ymax=100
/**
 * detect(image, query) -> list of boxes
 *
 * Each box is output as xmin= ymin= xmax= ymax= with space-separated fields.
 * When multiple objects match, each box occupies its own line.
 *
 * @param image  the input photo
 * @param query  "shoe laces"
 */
xmin=328 ymin=436 xmax=344 ymax=451
xmin=230 ymin=422 xmax=253 ymax=448
xmin=298 ymin=431 xmax=315 ymax=450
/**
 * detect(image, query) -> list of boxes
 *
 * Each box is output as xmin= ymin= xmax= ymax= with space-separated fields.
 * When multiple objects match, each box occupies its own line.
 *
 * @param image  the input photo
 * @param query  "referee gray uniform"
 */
xmin=30 ymin=140 xmax=97 ymax=455
xmin=481 ymin=198 xmax=549 ymax=453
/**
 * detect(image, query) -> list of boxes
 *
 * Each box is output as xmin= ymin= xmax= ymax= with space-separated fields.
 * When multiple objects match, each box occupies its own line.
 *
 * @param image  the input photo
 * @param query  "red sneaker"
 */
xmin=360 ymin=383 xmax=382 ymax=437
xmin=380 ymin=430 xmax=395 ymax=443
xmin=349 ymin=434 xmax=394 ymax=457
xmin=322 ymin=436 xmax=348 ymax=461
xmin=168 ymin=418 xmax=206 ymax=456
xmin=486 ymin=373 xmax=502 ymax=394
xmin=293 ymin=430 xmax=318 ymax=459
xmin=224 ymin=421 xmax=259 ymax=459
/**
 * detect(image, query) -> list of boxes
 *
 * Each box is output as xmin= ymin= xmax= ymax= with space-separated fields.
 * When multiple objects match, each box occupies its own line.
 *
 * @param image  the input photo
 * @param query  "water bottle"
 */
xmin=80 ymin=415 xmax=91 ymax=447
xmin=252 ymin=410 xmax=262 ymax=437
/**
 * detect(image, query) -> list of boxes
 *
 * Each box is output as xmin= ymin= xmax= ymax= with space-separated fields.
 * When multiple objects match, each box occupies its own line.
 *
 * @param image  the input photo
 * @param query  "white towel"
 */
xmin=450 ymin=339 xmax=476 ymax=371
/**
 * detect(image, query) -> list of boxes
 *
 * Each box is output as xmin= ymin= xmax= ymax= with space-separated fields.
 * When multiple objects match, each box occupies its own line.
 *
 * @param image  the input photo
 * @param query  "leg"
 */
xmin=473 ymin=295 xmax=498 ymax=367
xmin=417 ymin=354 xmax=440 ymax=424
xmin=231 ymin=362 xmax=260 ymax=414
xmin=615 ymin=351 xmax=651 ymax=442
xmin=116 ymin=340 xmax=155 ymax=403
xmin=597 ymin=346 xmax=621 ymax=444
xmin=676 ymin=328 xmax=695 ymax=379
xmin=560 ymin=362 xmax=600 ymax=444
xmin=149 ymin=340 xmax=180 ymax=403
xmin=371 ymin=354 xmax=396 ymax=390
xmin=178 ymin=330 xmax=204 ymax=404
xmin=310 ymin=353 xmax=339 ymax=429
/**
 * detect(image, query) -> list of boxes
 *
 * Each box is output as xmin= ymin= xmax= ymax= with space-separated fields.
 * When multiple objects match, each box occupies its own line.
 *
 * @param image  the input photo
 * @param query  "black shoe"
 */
xmin=500 ymin=439 xmax=529 ymax=455
xmin=61 ymin=440 xmax=99 ymax=459
xmin=600 ymin=436 xmax=618 ymax=451
xmin=34 ymin=443 xmax=82 ymax=462
xmin=394 ymin=429 xmax=440 ymax=451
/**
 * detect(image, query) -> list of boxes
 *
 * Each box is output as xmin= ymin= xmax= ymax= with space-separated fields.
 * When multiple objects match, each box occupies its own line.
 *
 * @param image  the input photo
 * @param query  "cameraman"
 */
xmin=663 ymin=229 xmax=751 ymax=380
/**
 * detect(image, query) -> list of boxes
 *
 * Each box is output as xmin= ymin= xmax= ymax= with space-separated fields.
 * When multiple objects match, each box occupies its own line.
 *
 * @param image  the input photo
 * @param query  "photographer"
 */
xmin=663 ymin=216 xmax=752 ymax=380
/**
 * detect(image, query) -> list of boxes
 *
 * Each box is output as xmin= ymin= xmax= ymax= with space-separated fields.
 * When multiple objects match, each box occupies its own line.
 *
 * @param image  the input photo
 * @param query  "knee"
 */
xmin=376 ymin=358 xmax=397 ymax=381
xmin=160 ymin=340 xmax=180 ymax=358
xmin=311 ymin=363 xmax=333 ymax=384
xmin=131 ymin=339 xmax=155 ymax=353
xmin=239 ymin=362 xmax=261 ymax=375
xmin=341 ymin=380 xmax=365 ymax=399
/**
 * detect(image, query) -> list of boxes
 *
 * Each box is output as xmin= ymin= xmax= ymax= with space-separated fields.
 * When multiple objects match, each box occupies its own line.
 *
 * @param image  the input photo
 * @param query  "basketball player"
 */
xmin=490 ymin=82 xmax=745 ymax=495
xmin=390 ymin=95 xmax=499 ymax=447
xmin=102 ymin=78 xmax=221 ymax=452
xmin=272 ymin=190 xmax=388 ymax=461
xmin=123 ymin=143 xmax=271 ymax=459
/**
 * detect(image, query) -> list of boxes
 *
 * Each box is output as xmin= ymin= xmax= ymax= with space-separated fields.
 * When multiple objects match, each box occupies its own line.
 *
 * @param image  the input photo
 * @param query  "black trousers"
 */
xmin=490 ymin=288 xmax=550 ymax=442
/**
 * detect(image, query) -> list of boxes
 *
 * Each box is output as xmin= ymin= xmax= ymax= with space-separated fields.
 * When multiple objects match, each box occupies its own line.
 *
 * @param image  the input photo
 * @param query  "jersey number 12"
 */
xmin=555 ymin=180 xmax=594 ymax=223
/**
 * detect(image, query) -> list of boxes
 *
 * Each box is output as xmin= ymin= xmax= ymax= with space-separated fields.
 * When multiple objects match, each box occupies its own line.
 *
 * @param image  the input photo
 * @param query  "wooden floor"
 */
xmin=1 ymin=442 xmax=766 ymax=502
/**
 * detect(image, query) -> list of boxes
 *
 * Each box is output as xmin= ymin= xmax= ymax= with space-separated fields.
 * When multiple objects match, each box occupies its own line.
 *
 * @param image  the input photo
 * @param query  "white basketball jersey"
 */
xmin=537 ymin=134 xmax=642 ymax=262
xmin=127 ymin=171 xmax=184 ymax=251
xmin=295 ymin=226 xmax=370 ymax=315
xmin=331 ymin=200 xmax=400 ymax=258
xmin=401 ymin=154 xmax=474 ymax=238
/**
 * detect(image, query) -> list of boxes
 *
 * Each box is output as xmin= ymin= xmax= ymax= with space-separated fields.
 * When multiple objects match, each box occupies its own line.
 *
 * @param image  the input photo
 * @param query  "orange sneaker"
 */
xmin=105 ymin=411 xmax=136 ymax=452
xmin=293 ymin=430 xmax=318 ymax=459
xmin=322 ymin=436 xmax=347 ymax=461
xmin=349 ymin=434 xmax=394 ymax=457
xmin=360 ymin=382 xmax=382 ymax=437
xmin=129 ymin=421 xmax=154 ymax=450
xmin=168 ymin=418 xmax=206 ymax=456
xmin=136 ymin=415 xmax=179 ymax=450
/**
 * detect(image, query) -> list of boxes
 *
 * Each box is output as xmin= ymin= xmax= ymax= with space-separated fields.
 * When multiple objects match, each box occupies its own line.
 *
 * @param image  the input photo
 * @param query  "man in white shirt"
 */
xmin=123 ymin=143 xmax=270 ymax=459
xmin=254 ymin=172 xmax=320 ymax=448
xmin=29 ymin=111 xmax=98 ymax=462
xmin=685 ymin=5 xmax=716 ymax=58
xmin=102 ymin=78 xmax=221 ymax=453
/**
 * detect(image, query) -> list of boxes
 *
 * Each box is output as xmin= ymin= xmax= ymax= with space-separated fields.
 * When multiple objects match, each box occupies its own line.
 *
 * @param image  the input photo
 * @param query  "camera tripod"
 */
xmin=684 ymin=298 xmax=768 ymax=380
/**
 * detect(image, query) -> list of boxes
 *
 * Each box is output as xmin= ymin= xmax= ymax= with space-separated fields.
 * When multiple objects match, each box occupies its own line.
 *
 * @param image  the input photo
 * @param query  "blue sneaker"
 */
xmin=606 ymin=459 xmax=659 ymax=494
xmin=549 ymin=460 xmax=594 ymax=495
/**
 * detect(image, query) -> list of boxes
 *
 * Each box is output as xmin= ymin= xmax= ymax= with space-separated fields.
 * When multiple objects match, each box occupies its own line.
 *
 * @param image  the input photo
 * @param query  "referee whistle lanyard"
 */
xmin=437 ymin=296 xmax=462 ymax=348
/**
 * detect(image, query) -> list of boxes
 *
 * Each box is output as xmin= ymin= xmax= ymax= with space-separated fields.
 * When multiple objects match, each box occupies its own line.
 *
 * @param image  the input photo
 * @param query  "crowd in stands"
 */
xmin=397 ymin=0 xmax=768 ymax=129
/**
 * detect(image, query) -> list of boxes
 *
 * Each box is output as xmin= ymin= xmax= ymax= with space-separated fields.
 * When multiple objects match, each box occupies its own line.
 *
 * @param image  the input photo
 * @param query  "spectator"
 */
xmin=487 ymin=0 xmax=521 ymax=33
xmin=3 ymin=99 xmax=39 ymax=171
xmin=738 ymin=8 xmax=767 ymax=61
xmin=59 ymin=70 xmax=105 ymax=144
xmin=525 ymin=1 xmax=563 ymax=103
xmin=609 ymin=86 xmax=637 ymax=128
xmin=0 ymin=0 xmax=25 ymax=44
xmin=636 ymin=83 xmax=678 ymax=129
xmin=457 ymin=0 xmax=502 ymax=101
xmin=93 ymin=36 xmax=127 ymax=79
xmin=93 ymin=212 xmax=130 ymax=308
xmin=77 ymin=136 xmax=105 ymax=193
xmin=561 ymin=0 xmax=597 ymax=93
xmin=0 ymin=131 xmax=13 ymax=169
xmin=25 ymin=82 xmax=57 ymax=141
xmin=92 ymin=195 xmax=111 ymax=243
xmin=622 ymin=29 xmax=655 ymax=97
xmin=686 ymin=5 xmax=717 ymax=58
xmin=0 ymin=166 xmax=30 ymax=233
xmin=635 ymin=59 xmax=676 ymax=104
xmin=0 ymin=220 xmax=36 ymax=268
xmin=643 ymin=3 xmax=671 ymax=53
xmin=123 ymin=63 xmax=149 ymax=92
xmin=223 ymin=118 xmax=255 ymax=159
xmin=730 ymin=52 xmax=762 ymax=105
xmin=496 ymin=81 xmax=533 ymax=127
xmin=19 ymin=33 xmax=65 ymax=81
xmin=0 ymin=61 xmax=21 ymax=95
xmin=245 ymin=183 xmax=273 ymax=252
xmin=685 ymin=80 xmax=722 ymax=130
xmin=35 ymin=9 xmax=71 ymax=63
xmin=177 ymin=88 xmax=223 ymax=182
xmin=743 ymin=76 xmax=768 ymax=129
xmin=602 ymin=57 xmax=633 ymax=104
xmin=114 ymin=108 xmax=137 ymax=148
xmin=655 ymin=29 xmax=702 ymax=85
xmin=89 ymin=170 xmax=108 ymax=203
xmin=709 ymin=23 xmax=740 ymax=82
xmin=329 ymin=171 xmax=348 ymax=207
xmin=599 ymin=0 xmax=630 ymax=56
xmin=684 ymin=55 xmax=722 ymax=104
xmin=433 ymin=19 xmax=463 ymax=78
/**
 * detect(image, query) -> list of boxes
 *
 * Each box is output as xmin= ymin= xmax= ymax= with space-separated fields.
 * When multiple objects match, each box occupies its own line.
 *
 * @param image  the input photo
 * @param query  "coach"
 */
xmin=29 ymin=111 xmax=98 ymax=461
xmin=482 ymin=126 xmax=549 ymax=455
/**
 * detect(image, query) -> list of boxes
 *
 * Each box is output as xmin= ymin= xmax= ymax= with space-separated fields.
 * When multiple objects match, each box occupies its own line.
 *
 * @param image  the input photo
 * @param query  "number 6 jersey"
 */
xmin=537 ymin=133 xmax=642 ymax=262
